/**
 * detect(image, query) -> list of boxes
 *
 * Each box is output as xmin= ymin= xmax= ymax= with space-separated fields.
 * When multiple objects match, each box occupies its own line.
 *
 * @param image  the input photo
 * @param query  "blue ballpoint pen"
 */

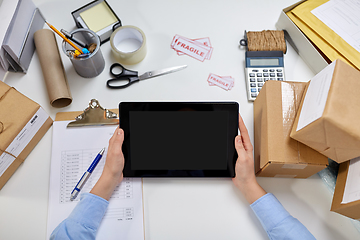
xmin=70 ymin=148 xmax=105 ymax=201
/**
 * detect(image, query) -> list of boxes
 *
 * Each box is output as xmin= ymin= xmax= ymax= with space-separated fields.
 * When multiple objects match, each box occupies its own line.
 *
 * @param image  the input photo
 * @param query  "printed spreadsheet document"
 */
xmin=46 ymin=121 xmax=144 ymax=239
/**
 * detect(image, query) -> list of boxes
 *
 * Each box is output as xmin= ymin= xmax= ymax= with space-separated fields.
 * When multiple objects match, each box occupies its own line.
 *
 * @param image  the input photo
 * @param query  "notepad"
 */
xmin=72 ymin=0 xmax=121 ymax=44
xmin=79 ymin=1 xmax=118 ymax=33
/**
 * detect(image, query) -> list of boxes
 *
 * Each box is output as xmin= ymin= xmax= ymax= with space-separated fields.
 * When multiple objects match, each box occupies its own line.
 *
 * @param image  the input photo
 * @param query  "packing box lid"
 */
xmin=254 ymin=80 xmax=328 ymax=174
xmin=290 ymin=59 xmax=360 ymax=163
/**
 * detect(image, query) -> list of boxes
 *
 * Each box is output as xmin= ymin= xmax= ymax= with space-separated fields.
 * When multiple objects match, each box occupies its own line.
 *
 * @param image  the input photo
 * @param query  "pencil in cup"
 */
xmin=46 ymin=21 xmax=89 ymax=55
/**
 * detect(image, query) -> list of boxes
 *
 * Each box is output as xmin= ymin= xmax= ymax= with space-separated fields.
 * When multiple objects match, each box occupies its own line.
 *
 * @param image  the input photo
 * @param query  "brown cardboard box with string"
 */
xmin=0 ymin=81 xmax=53 ymax=190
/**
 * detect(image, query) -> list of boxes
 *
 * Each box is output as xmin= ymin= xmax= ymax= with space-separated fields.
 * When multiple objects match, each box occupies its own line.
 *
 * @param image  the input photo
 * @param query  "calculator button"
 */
xmin=251 ymin=88 xmax=257 ymax=93
xmin=263 ymin=69 xmax=268 ymax=72
xmin=270 ymin=78 xmax=276 ymax=80
xmin=249 ymin=73 xmax=255 ymax=77
xmin=257 ymin=78 xmax=263 ymax=82
xmin=252 ymin=69 xmax=259 ymax=72
xmin=264 ymin=78 xmax=269 ymax=81
xmin=263 ymin=73 xmax=269 ymax=77
xmin=258 ymin=83 xmax=263 ymax=87
xmin=251 ymin=93 xmax=257 ymax=98
xmin=257 ymin=73 xmax=262 ymax=77
xmin=258 ymin=88 xmax=262 ymax=92
xmin=250 ymin=78 xmax=256 ymax=82
xmin=277 ymin=69 xmax=282 ymax=72
xmin=270 ymin=73 xmax=276 ymax=77
xmin=269 ymin=69 xmax=275 ymax=72
xmin=250 ymin=83 xmax=256 ymax=87
xmin=277 ymin=78 xmax=284 ymax=81
xmin=277 ymin=73 xmax=283 ymax=77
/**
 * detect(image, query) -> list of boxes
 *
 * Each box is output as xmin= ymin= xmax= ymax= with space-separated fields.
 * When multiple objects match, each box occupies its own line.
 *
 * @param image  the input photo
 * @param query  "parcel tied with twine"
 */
xmin=0 ymin=81 xmax=53 ymax=190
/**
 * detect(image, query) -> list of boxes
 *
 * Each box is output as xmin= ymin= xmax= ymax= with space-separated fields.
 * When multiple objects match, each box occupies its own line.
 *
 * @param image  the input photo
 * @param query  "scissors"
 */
xmin=106 ymin=63 xmax=187 ymax=89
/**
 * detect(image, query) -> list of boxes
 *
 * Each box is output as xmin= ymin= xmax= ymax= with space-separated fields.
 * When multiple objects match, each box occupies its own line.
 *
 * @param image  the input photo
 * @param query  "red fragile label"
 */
xmin=207 ymin=73 xmax=234 ymax=91
xmin=171 ymin=35 xmax=213 ymax=61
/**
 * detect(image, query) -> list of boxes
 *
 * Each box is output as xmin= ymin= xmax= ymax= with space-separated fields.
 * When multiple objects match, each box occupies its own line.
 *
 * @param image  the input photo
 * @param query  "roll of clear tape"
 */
xmin=110 ymin=25 xmax=147 ymax=65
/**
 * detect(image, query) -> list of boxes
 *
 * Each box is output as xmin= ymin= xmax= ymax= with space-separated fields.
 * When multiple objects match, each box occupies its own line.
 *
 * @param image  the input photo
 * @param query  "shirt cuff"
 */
xmin=250 ymin=193 xmax=291 ymax=232
xmin=67 ymin=192 xmax=109 ymax=230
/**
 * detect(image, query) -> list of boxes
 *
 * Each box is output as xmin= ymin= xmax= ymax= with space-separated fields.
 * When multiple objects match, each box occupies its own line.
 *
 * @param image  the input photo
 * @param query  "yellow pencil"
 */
xmin=46 ymin=21 xmax=84 ymax=54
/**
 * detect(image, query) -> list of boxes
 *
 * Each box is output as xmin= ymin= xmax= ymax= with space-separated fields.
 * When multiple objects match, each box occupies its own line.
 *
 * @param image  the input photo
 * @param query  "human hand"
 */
xmin=102 ymin=127 xmax=125 ymax=184
xmin=91 ymin=127 xmax=125 ymax=200
xmin=232 ymin=115 xmax=266 ymax=204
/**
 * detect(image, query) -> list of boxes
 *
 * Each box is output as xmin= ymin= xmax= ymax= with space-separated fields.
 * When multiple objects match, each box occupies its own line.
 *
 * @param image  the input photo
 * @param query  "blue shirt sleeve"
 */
xmin=50 ymin=193 xmax=109 ymax=240
xmin=250 ymin=193 xmax=316 ymax=240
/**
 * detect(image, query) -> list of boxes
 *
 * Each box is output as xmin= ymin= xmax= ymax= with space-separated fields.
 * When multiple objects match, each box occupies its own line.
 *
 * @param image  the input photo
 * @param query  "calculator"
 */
xmin=245 ymin=51 xmax=285 ymax=101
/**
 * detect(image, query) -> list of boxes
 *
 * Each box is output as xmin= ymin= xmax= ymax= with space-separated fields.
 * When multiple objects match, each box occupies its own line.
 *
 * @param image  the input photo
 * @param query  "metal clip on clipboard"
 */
xmin=67 ymin=99 xmax=119 ymax=127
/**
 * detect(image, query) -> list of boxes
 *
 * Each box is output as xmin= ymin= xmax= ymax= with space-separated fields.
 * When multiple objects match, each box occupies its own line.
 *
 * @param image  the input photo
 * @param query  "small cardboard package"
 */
xmin=254 ymin=80 xmax=328 ymax=178
xmin=0 ymin=81 xmax=53 ymax=190
xmin=290 ymin=60 xmax=360 ymax=163
xmin=331 ymin=158 xmax=360 ymax=220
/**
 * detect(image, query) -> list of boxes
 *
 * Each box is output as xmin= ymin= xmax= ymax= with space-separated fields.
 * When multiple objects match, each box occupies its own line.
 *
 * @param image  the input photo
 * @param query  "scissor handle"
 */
xmin=107 ymin=63 xmax=139 ymax=89
xmin=107 ymin=76 xmax=139 ymax=89
xmin=110 ymin=63 xmax=138 ymax=78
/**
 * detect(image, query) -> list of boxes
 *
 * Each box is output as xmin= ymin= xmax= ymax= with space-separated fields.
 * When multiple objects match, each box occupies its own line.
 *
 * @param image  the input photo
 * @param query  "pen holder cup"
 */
xmin=62 ymin=28 xmax=105 ymax=78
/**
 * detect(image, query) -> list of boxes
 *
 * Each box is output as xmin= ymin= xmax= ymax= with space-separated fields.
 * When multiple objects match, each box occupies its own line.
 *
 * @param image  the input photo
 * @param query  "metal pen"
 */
xmin=70 ymin=148 xmax=105 ymax=201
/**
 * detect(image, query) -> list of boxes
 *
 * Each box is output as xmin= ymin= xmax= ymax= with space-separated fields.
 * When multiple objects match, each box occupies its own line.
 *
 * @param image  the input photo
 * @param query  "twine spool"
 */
xmin=247 ymin=30 xmax=286 ymax=53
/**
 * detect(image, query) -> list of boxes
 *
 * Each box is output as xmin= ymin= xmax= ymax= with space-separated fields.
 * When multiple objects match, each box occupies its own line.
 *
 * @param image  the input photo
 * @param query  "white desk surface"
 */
xmin=1 ymin=0 xmax=359 ymax=239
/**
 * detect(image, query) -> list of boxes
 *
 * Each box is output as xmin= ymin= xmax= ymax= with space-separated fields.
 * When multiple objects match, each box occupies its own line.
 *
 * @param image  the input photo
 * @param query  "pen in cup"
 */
xmin=70 ymin=148 xmax=105 ymax=201
xmin=61 ymin=29 xmax=87 ymax=48
xmin=46 ymin=21 xmax=89 ymax=55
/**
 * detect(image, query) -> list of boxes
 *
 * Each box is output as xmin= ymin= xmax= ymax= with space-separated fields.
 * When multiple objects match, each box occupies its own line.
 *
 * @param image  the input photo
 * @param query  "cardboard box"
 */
xmin=0 ymin=81 xmax=53 ymax=190
xmin=276 ymin=0 xmax=328 ymax=74
xmin=331 ymin=158 xmax=360 ymax=220
xmin=254 ymin=80 xmax=328 ymax=178
xmin=290 ymin=60 xmax=360 ymax=163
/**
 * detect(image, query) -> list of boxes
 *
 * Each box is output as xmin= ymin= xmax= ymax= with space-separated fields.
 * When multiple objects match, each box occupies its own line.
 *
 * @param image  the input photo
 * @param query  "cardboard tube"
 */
xmin=34 ymin=29 xmax=72 ymax=108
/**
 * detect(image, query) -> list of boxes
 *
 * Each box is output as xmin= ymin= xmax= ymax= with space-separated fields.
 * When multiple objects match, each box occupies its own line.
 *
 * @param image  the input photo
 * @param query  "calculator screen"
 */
xmin=250 ymin=58 xmax=279 ymax=66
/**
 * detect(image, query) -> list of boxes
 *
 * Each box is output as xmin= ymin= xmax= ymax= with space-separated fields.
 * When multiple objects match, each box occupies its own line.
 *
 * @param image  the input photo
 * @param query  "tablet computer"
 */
xmin=119 ymin=102 xmax=239 ymax=177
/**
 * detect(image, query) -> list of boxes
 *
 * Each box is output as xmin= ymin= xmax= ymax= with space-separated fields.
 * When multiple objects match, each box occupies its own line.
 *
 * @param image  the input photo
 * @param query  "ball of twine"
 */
xmin=247 ymin=30 xmax=286 ymax=53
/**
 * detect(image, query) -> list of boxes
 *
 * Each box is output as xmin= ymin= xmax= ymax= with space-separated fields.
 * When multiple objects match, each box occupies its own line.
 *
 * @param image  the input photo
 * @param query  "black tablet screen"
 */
xmin=120 ymin=102 xmax=239 ymax=177
xmin=129 ymin=111 xmax=228 ymax=170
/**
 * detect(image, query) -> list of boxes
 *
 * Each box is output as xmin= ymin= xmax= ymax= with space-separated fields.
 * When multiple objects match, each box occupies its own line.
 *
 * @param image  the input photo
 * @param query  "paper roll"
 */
xmin=110 ymin=25 xmax=147 ymax=65
xmin=34 ymin=29 xmax=72 ymax=108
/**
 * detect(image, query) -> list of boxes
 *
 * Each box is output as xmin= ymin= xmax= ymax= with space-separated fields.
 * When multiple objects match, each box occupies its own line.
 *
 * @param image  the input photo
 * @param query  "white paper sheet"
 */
xmin=296 ymin=61 xmax=336 ymax=131
xmin=311 ymin=0 xmax=360 ymax=53
xmin=46 ymin=121 xmax=144 ymax=239
xmin=342 ymin=157 xmax=360 ymax=204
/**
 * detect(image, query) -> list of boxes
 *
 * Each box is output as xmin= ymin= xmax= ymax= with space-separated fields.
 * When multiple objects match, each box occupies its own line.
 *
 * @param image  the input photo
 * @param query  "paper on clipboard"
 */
xmin=46 ymin=115 xmax=144 ymax=240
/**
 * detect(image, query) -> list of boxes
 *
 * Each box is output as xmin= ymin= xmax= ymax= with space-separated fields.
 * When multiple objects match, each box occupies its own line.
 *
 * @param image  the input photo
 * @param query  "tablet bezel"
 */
xmin=119 ymin=102 xmax=239 ymax=177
